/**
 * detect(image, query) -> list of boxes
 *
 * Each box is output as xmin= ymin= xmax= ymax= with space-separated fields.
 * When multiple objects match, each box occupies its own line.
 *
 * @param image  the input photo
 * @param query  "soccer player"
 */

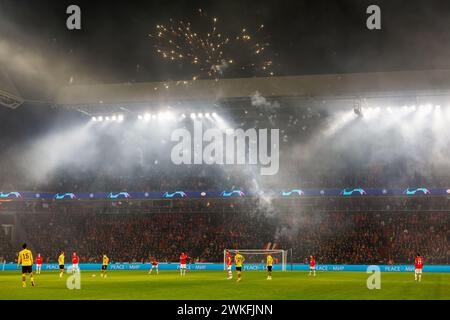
xmin=101 ymin=254 xmax=109 ymax=278
xmin=266 ymin=253 xmax=273 ymax=280
xmin=179 ymin=252 xmax=190 ymax=276
xmin=234 ymin=251 xmax=245 ymax=282
xmin=36 ymin=253 xmax=43 ymax=275
xmin=58 ymin=251 xmax=65 ymax=278
xmin=72 ymin=252 xmax=80 ymax=274
xmin=414 ymin=253 xmax=424 ymax=282
xmin=148 ymin=258 xmax=159 ymax=275
xmin=225 ymin=250 xmax=233 ymax=280
xmin=309 ymin=255 xmax=316 ymax=276
xmin=17 ymin=243 xmax=35 ymax=288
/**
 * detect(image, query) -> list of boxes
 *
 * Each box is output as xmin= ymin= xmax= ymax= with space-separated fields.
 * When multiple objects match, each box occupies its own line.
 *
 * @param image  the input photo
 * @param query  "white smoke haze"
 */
xmin=250 ymin=91 xmax=280 ymax=113
xmin=274 ymin=104 xmax=450 ymax=188
xmin=210 ymin=60 xmax=229 ymax=75
xmin=249 ymin=175 xmax=277 ymax=216
xmin=19 ymin=122 xmax=97 ymax=184
xmin=6 ymin=98 xmax=450 ymax=195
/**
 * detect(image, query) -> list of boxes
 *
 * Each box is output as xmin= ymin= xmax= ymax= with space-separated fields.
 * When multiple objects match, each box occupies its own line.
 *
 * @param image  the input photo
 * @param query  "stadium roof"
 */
xmin=54 ymin=69 xmax=450 ymax=114
xmin=0 ymin=69 xmax=23 ymax=109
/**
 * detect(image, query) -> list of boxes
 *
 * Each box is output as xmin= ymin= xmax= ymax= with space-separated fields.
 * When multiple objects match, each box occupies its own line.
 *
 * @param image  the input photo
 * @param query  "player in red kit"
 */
xmin=36 ymin=254 xmax=43 ymax=274
xmin=148 ymin=258 xmax=159 ymax=275
xmin=309 ymin=255 xmax=316 ymax=277
xmin=414 ymin=253 xmax=424 ymax=282
xmin=179 ymin=252 xmax=190 ymax=276
xmin=225 ymin=250 xmax=233 ymax=280
xmin=72 ymin=252 xmax=80 ymax=274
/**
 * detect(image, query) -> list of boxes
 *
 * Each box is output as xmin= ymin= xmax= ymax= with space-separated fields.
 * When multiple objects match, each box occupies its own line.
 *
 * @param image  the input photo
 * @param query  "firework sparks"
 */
xmin=149 ymin=8 xmax=274 ymax=80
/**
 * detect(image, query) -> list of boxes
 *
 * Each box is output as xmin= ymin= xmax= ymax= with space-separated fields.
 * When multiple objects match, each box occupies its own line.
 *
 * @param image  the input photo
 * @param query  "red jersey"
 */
xmin=226 ymin=254 xmax=232 ymax=266
xmin=72 ymin=256 xmax=79 ymax=264
xmin=309 ymin=257 xmax=316 ymax=267
xmin=36 ymin=256 xmax=43 ymax=265
xmin=151 ymin=260 xmax=158 ymax=266
xmin=415 ymin=257 xmax=424 ymax=269
xmin=180 ymin=254 xmax=189 ymax=264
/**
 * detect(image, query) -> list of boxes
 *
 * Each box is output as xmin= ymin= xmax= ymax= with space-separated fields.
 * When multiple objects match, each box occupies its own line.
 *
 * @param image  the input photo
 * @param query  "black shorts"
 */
xmin=267 ymin=266 xmax=272 ymax=272
xmin=102 ymin=265 xmax=107 ymax=270
xmin=235 ymin=266 xmax=242 ymax=271
xmin=22 ymin=266 xmax=32 ymax=274
xmin=59 ymin=265 xmax=65 ymax=270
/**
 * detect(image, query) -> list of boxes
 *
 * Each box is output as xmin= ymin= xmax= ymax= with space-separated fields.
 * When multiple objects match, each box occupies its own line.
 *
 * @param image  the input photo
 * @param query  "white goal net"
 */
xmin=223 ymin=249 xmax=288 ymax=271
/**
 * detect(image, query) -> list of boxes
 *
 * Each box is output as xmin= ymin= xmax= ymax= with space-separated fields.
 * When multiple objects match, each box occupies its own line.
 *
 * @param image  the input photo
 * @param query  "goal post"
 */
xmin=224 ymin=249 xmax=288 ymax=271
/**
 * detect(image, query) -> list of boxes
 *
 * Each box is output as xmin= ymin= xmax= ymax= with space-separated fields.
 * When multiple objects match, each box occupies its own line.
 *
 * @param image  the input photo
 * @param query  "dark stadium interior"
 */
xmin=0 ymin=0 xmax=449 ymax=274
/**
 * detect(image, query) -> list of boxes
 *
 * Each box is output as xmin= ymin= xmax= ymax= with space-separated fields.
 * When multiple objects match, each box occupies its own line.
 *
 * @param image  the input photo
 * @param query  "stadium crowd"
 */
xmin=0 ymin=231 xmax=14 ymax=263
xmin=1 ymin=202 xmax=448 ymax=265
xmin=278 ymin=211 xmax=448 ymax=265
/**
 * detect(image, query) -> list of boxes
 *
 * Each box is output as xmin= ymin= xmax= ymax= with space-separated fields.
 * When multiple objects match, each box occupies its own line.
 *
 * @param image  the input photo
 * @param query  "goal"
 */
xmin=223 ymin=249 xmax=288 ymax=271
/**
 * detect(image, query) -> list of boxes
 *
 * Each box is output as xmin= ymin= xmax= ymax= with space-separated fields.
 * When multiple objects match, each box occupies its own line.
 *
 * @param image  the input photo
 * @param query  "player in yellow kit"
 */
xmin=266 ymin=254 xmax=273 ymax=280
xmin=234 ymin=251 xmax=245 ymax=282
xmin=17 ymin=243 xmax=35 ymax=288
xmin=58 ymin=251 xmax=65 ymax=278
xmin=101 ymin=254 xmax=109 ymax=278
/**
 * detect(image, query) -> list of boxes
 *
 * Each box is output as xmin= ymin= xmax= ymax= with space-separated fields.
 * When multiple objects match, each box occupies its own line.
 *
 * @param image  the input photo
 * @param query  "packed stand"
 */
xmin=3 ymin=204 xmax=448 ymax=265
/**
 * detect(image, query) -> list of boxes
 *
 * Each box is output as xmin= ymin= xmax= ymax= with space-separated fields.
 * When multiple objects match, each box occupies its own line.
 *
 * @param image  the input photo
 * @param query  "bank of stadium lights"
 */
xmin=211 ymin=112 xmax=229 ymax=131
xmin=135 ymin=111 xmax=221 ymax=123
xmin=91 ymin=114 xmax=124 ymax=122
xmin=358 ymin=103 xmax=441 ymax=117
xmin=139 ymin=111 xmax=175 ymax=121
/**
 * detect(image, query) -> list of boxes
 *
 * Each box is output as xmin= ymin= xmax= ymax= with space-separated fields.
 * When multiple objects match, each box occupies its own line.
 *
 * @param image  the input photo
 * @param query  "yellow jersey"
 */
xmin=18 ymin=249 xmax=33 ymax=267
xmin=102 ymin=256 xmax=109 ymax=265
xmin=58 ymin=254 xmax=65 ymax=265
xmin=267 ymin=255 xmax=273 ymax=266
xmin=234 ymin=254 xmax=244 ymax=267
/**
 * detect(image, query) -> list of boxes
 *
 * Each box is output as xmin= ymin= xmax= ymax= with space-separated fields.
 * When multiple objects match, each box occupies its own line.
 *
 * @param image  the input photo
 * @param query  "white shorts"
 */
xmin=36 ymin=264 xmax=42 ymax=268
xmin=415 ymin=268 xmax=422 ymax=274
xmin=310 ymin=266 xmax=315 ymax=270
xmin=72 ymin=264 xmax=79 ymax=270
xmin=227 ymin=265 xmax=232 ymax=271
xmin=180 ymin=264 xmax=187 ymax=269
xmin=151 ymin=265 xmax=158 ymax=268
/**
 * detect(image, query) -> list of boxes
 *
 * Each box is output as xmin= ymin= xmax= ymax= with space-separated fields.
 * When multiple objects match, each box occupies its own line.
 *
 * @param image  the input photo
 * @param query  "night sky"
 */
xmin=2 ymin=0 xmax=450 ymax=93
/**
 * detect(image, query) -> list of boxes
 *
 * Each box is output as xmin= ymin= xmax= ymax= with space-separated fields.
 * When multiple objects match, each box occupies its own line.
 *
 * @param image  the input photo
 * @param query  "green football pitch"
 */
xmin=0 ymin=270 xmax=449 ymax=300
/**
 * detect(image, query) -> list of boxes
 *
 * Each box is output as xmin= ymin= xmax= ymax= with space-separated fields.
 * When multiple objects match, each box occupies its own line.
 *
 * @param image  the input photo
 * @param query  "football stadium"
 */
xmin=0 ymin=0 xmax=449 ymax=307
